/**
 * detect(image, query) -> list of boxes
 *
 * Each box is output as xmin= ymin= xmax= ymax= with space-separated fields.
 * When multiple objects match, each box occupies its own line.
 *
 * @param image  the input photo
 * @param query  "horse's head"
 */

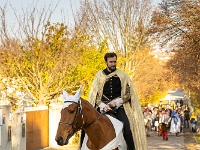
xmin=55 ymin=86 xmax=83 ymax=146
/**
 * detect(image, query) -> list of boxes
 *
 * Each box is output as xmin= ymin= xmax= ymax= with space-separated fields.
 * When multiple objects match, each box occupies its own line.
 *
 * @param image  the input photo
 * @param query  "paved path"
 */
xmin=147 ymin=130 xmax=185 ymax=149
xmin=148 ymin=127 xmax=200 ymax=150
xmin=43 ymin=128 xmax=200 ymax=150
xmin=184 ymin=127 xmax=200 ymax=150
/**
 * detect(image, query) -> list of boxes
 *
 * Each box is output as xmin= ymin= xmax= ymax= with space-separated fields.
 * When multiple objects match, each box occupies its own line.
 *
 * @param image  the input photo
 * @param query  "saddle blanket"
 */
xmin=81 ymin=114 xmax=127 ymax=150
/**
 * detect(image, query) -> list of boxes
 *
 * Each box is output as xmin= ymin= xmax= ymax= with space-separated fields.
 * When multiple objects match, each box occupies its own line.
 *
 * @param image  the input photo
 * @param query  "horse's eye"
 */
xmin=69 ymin=110 xmax=75 ymax=114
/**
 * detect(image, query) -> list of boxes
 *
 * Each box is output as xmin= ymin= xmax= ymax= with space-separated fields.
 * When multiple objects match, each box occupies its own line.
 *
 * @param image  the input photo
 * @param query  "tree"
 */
xmin=0 ymin=22 xmax=108 ymax=108
xmin=131 ymin=49 xmax=174 ymax=105
xmin=0 ymin=2 xmax=109 ymax=108
xmin=0 ymin=1 xmax=109 ymax=108
xmin=76 ymin=0 xmax=154 ymax=74
xmin=0 ymin=1 xmax=61 ymax=47
xmin=150 ymin=0 xmax=200 ymax=103
xmin=75 ymin=0 xmax=175 ymax=104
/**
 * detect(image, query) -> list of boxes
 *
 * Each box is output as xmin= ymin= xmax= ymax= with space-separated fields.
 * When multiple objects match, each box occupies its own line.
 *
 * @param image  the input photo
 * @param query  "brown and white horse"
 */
xmin=55 ymin=87 xmax=126 ymax=150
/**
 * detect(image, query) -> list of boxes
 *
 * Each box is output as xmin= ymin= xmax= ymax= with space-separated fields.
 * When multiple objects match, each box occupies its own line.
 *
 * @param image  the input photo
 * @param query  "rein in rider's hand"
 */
xmin=103 ymin=104 xmax=112 ymax=112
xmin=103 ymin=101 xmax=116 ymax=112
xmin=108 ymin=101 xmax=116 ymax=107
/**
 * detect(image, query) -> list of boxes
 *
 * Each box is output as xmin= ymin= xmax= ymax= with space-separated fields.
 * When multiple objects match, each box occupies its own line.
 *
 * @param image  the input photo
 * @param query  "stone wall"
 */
xmin=0 ymin=104 xmax=74 ymax=150
xmin=0 ymin=104 xmax=50 ymax=150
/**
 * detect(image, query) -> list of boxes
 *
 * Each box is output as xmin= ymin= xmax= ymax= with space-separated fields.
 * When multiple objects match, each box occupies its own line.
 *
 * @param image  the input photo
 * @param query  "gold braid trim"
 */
xmin=87 ymin=69 xmax=147 ymax=150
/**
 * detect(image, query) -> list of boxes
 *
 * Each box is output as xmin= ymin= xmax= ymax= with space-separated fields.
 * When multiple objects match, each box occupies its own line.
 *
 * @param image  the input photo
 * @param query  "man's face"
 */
xmin=105 ymin=56 xmax=117 ymax=72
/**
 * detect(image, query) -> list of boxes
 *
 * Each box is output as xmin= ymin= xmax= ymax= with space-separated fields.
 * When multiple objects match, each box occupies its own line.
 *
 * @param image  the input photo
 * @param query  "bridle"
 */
xmin=59 ymin=99 xmax=104 ymax=139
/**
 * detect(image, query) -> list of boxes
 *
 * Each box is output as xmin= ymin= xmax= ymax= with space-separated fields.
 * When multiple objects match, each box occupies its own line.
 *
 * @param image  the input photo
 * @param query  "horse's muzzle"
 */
xmin=55 ymin=136 xmax=68 ymax=146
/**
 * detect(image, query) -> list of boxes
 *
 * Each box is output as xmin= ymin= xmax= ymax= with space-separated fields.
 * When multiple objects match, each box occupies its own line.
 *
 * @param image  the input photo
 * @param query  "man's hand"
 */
xmin=108 ymin=101 xmax=116 ymax=107
xmin=103 ymin=104 xmax=112 ymax=112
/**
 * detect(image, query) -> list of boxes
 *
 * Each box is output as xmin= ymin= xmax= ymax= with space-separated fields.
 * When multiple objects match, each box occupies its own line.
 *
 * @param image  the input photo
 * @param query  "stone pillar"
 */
xmin=11 ymin=112 xmax=26 ymax=150
xmin=0 ymin=105 xmax=12 ymax=150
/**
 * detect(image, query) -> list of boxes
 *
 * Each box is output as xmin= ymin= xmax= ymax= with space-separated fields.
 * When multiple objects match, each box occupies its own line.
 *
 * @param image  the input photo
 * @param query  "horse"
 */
xmin=55 ymin=87 xmax=126 ymax=150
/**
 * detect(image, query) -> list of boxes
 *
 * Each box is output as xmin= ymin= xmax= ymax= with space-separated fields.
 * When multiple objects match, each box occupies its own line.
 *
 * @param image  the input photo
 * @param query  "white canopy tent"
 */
xmin=160 ymin=89 xmax=187 ymax=105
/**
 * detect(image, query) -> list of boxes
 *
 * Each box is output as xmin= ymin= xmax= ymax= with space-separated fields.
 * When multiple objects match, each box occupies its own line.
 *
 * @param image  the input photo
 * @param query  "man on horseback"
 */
xmin=85 ymin=52 xmax=147 ymax=150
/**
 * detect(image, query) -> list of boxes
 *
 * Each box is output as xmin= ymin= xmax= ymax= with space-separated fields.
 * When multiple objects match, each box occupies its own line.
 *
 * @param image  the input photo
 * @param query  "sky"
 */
xmin=0 ymin=0 xmax=162 ymax=28
xmin=0 ymin=0 xmax=79 ymax=27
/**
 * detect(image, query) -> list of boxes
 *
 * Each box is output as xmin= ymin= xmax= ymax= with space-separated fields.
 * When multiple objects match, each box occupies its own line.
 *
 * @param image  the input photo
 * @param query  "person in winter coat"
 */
xmin=184 ymin=104 xmax=190 ymax=128
xmin=190 ymin=112 xmax=197 ymax=132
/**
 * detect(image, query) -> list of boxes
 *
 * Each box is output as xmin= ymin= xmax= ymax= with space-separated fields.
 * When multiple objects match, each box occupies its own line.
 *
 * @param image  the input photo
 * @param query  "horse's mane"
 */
xmin=80 ymin=98 xmax=100 ymax=114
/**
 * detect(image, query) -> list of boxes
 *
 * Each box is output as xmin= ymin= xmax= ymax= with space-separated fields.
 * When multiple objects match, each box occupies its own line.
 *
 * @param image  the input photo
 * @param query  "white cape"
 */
xmin=81 ymin=115 xmax=127 ymax=150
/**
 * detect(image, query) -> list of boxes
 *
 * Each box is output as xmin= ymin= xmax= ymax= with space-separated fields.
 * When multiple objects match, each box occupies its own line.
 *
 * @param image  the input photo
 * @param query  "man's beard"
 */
xmin=108 ymin=66 xmax=116 ymax=72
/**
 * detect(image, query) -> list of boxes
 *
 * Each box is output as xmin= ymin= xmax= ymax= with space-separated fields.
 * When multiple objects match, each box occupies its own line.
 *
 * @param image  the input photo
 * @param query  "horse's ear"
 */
xmin=74 ymin=86 xmax=82 ymax=100
xmin=62 ymin=90 xmax=69 ymax=100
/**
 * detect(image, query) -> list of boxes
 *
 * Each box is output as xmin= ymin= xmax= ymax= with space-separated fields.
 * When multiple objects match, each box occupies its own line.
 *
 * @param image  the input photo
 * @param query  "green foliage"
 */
xmin=75 ymin=40 xmax=108 ymax=99
xmin=151 ymin=0 xmax=200 ymax=105
xmin=140 ymin=91 xmax=168 ymax=107
xmin=190 ymin=96 xmax=200 ymax=116
xmin=0 ymin=22 xmax=109 ymax=108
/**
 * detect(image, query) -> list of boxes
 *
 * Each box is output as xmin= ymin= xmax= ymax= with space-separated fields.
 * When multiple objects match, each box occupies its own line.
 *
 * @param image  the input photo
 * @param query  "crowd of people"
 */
xmin=143 ymin=100 xmax=198 ymax=141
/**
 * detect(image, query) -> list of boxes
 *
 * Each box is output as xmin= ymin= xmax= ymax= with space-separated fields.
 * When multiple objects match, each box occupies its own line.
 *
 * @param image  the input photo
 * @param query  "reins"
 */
xmin=58 ymin=99 xmax=115 ymax=146
xmin=59 ymin=101 xmax=80 ymax=129
xmin=59 ymin=99 xmax=105 ymax=132
xmin=82 ymin=113 xmax=104 ymax=129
